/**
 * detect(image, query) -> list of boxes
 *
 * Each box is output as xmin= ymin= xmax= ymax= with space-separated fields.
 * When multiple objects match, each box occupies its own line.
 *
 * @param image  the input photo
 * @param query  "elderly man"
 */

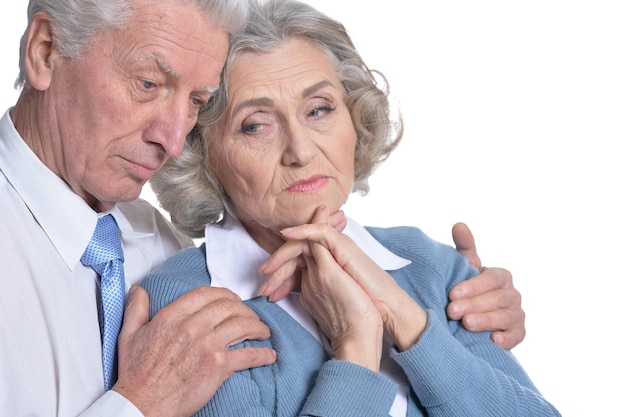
xmin=0 ymin=0 xmax=524 ymax=416
xmin=0 ymin=0 xmax=276 ymax=416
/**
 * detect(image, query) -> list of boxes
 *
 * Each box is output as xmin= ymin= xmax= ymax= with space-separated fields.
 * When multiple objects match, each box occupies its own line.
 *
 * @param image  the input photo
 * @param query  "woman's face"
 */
xmin=210 ymin=38 xmax=357 ymax=244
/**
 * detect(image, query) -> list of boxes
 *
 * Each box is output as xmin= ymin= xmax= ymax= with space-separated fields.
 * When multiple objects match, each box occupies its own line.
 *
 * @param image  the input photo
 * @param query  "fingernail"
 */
xmin=449 ymin=288 xmax=465 ymax=299
xmin=280 ymin=226 xmax=295 ymax=235
xmin=449 ymin=303 xmax=462 ymax=317
xmin=464 ymin=315 xmax=479 ymax=329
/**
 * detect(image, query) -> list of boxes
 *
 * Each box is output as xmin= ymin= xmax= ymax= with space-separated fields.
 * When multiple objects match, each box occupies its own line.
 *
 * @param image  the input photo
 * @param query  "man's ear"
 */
xmin=24 ymin=12 xmax=59 ymax=91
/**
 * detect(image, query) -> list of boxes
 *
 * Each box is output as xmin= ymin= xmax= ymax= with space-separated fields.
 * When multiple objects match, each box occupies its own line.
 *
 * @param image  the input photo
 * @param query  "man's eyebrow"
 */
xmin=150 ymin=55 xmax=181 ymax=79
xmin=200 ymin=85 xmax=220 ymax=94
xmin=150 ymin=55 xmax=219 ymax=94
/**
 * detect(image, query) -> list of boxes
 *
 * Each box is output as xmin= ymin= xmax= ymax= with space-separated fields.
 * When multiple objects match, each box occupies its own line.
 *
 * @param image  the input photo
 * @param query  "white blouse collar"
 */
xmin=205 ymin=213 xmax=410 ymax=300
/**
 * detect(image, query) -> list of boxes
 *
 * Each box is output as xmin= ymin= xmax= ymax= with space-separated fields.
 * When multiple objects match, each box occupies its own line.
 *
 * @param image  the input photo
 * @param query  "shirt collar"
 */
xmin=0 ymin=109 xmax=151 ymax=270
xmin=205 ymin=213 xmax=410 ymax=300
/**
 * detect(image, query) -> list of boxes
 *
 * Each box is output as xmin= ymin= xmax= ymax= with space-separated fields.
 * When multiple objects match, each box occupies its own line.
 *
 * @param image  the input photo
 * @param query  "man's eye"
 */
xmin=141 ymin=80 xmax=157 ymax=89
xmin=192 ymin=97 xmax=206 ymax=108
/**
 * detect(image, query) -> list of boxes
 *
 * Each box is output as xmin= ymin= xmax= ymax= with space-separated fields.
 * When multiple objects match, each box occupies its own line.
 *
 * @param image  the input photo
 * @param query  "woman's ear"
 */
xmin=24 ymin=12 xmax=57 ymax=91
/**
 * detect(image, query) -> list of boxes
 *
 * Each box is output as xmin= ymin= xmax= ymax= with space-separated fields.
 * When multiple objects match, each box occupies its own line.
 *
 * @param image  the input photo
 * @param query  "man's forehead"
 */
xmin=148 ymin=54 xmax=220 ymax=93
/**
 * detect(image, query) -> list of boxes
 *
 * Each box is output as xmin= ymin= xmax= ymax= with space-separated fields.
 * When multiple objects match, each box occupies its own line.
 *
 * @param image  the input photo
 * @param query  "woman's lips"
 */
xmin=286 ymin=175 xmax=329 ymax=193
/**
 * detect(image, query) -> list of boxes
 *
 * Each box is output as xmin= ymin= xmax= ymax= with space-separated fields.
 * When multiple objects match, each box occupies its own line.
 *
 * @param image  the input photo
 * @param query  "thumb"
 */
xmin=119 ymin=285 xmax=149 ymax=344
xmin=452 ymin=222 xmax=482 ymax=270
xmin=312 ymin=204 xmax=330 ymax=224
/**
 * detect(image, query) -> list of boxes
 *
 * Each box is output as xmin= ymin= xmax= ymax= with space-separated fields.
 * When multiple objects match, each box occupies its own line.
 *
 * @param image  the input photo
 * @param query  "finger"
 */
xmin=447 ymin=285 xmax=519 ymax=321
xmin=459 ymin=307 xmax=518 ymax=332
xmin=164 ymin=285 xmax=243 ymax=317
xmin=449 ymin=267 xmax=511 ymax=300
xmin=258 ymin=257 xmax=302 ymax=297
xmin=226 ymin=346 xmax=277 ymax=372
xmin=262 ymin=204 xmax=329 ymax=276
xmin=267 ymin=274 xmax=301 ymax=303
xmin=329 ymin=209 xmax=347 ymax=232
xmin=452 ymin=222 xmax=482 ymax=270
xmin=193 ymin=297 xmax=270 ymax=340
xmin=491 ymin=327 xmax=526 ymax=350
xmin=266 ymin=272 xmax=301 ymax=302
xmin=158 ymin=287 xmax=267 ymax=344
xmin=311 ymin=204 xmax=330 ymax=224
xmin=298 ymin=242 xmax=355 ymax=315
xmin=281 ymin=219 xmax=330 ymax=235
xmin=280 ymin=222 xmax=344 ymax=250
xmin=460 ymin=309 xmax=527 ymax=350
xmin=260 ymin=206 xmax=332 ymax=299
xmin=118 ymin=286 xmax=149 ymax=347
xmin=209 ymin=307 xmax=272 ymax=347
xmin=281 ymin=222 xmax=374 ymax=283
xmin=259 ymin=240 xmax=308 ymax=274
xmin=280 ymin=223 xmax=343 ymax=267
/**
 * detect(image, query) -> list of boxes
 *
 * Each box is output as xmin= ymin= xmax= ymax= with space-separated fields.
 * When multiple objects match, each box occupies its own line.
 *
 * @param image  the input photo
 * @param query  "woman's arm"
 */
xmin=277 ymin=213 xmax=560 ymax=416
xmin=260 ymin=220 xmax=526 ymax=350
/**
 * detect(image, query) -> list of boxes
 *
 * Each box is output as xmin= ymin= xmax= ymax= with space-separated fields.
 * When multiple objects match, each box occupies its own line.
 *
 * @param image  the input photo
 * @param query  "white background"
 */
xmin=2 ymin=1 xmax=624 ymax=415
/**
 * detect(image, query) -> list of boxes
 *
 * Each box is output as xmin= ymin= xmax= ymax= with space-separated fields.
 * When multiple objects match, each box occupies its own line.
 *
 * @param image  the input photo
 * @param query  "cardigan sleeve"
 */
xmin=371 ymin=225 xmax=561 ymax=416
xmin=391 ymin=310 xmax=561 ymax=416
xmin=203 ymin=357 xmax=398 ymax=417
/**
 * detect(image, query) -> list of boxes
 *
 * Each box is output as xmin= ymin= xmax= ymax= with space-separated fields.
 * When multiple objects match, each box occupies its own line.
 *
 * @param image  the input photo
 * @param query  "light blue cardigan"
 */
xmin=141 ymin=225 xmax=560 ymax=416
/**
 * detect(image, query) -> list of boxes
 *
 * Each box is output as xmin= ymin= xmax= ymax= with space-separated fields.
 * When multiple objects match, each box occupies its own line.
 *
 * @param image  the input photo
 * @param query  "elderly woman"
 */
xmin=141 ymin=0 xmax=559 ymax=415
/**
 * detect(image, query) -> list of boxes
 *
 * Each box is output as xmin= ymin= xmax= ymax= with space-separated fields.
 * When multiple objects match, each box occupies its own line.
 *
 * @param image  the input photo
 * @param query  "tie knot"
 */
xmin=81 ymin=215 xmax=124 ymax=270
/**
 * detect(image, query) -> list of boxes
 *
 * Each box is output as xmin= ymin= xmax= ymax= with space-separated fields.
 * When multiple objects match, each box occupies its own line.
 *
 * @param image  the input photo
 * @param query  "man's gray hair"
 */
xmin=15 ymin=0 xmax=249 ymax=89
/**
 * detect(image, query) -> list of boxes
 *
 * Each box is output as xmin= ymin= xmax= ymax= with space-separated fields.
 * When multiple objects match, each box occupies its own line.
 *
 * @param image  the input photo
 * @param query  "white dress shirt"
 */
xmin=0 ymin=109 xmax=192 ymax=416
xmin=206 ymin=213 xmax=412 ymax=417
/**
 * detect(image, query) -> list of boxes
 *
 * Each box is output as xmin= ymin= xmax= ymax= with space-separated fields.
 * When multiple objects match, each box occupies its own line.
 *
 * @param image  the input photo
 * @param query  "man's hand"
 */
xmin=448 ymin=222 xmax=526 ymax=350
xmin=114 ymin=286 xmax=276 ymax=417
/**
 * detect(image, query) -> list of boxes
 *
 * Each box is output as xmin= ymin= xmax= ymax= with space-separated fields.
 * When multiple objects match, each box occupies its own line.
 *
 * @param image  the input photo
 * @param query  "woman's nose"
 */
xmin=281 ymin=124 xmax=318 ymax=166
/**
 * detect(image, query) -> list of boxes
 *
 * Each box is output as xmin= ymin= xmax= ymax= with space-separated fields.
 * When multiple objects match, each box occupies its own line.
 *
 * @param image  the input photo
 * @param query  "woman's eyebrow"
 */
xmin=302 ymin=80 xmax=334 ymax=98
xmin=232 ymin=97 xmax=274 ymax=115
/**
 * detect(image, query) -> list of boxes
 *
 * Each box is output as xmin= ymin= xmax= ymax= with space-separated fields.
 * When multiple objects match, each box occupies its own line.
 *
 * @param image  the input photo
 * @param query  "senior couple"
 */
xmin=0 ymin=0 xmax=558 ymax=416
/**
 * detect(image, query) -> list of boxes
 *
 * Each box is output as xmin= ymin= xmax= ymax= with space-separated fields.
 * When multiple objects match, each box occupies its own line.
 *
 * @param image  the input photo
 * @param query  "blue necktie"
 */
xmin=81 ymin=214 xmax=126 ymax=390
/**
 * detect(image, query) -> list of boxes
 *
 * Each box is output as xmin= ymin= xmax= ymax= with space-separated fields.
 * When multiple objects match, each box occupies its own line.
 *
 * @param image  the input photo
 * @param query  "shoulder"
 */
xmin=365 ymin=225 xmax=476 ymax=292
xmin=365 ymin=225 xmax=454 ymax=264
xmin=140 ymin=244 xmax=210 ymax=318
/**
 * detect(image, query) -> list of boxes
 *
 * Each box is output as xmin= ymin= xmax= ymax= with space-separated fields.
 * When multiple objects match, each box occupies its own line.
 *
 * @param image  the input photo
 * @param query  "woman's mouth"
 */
xmin=286 ymin=175 xmax=329 ymax=193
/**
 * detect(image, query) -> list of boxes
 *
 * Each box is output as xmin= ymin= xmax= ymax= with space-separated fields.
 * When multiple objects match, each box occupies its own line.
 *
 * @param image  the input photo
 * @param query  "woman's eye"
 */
xmin=309 ymin=106 xmax=334 ymax=118
xmin=242 ymin=123 xmax=262 ymax=133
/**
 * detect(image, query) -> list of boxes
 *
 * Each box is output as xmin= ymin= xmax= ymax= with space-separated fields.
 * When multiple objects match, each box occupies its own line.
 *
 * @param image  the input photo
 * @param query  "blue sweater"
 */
xmin=141 ymin=225 xmax=560 ymax=416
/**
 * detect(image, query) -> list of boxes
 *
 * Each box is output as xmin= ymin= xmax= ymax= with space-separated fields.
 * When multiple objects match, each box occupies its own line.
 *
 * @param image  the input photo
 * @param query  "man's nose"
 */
xmin=147 ymin=98 xmax=196 ymax=157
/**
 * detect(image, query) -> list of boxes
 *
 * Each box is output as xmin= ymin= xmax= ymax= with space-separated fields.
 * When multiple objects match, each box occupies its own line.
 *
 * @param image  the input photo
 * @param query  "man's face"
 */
xmin=42 ymin=0 xmax=229 ymax=210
